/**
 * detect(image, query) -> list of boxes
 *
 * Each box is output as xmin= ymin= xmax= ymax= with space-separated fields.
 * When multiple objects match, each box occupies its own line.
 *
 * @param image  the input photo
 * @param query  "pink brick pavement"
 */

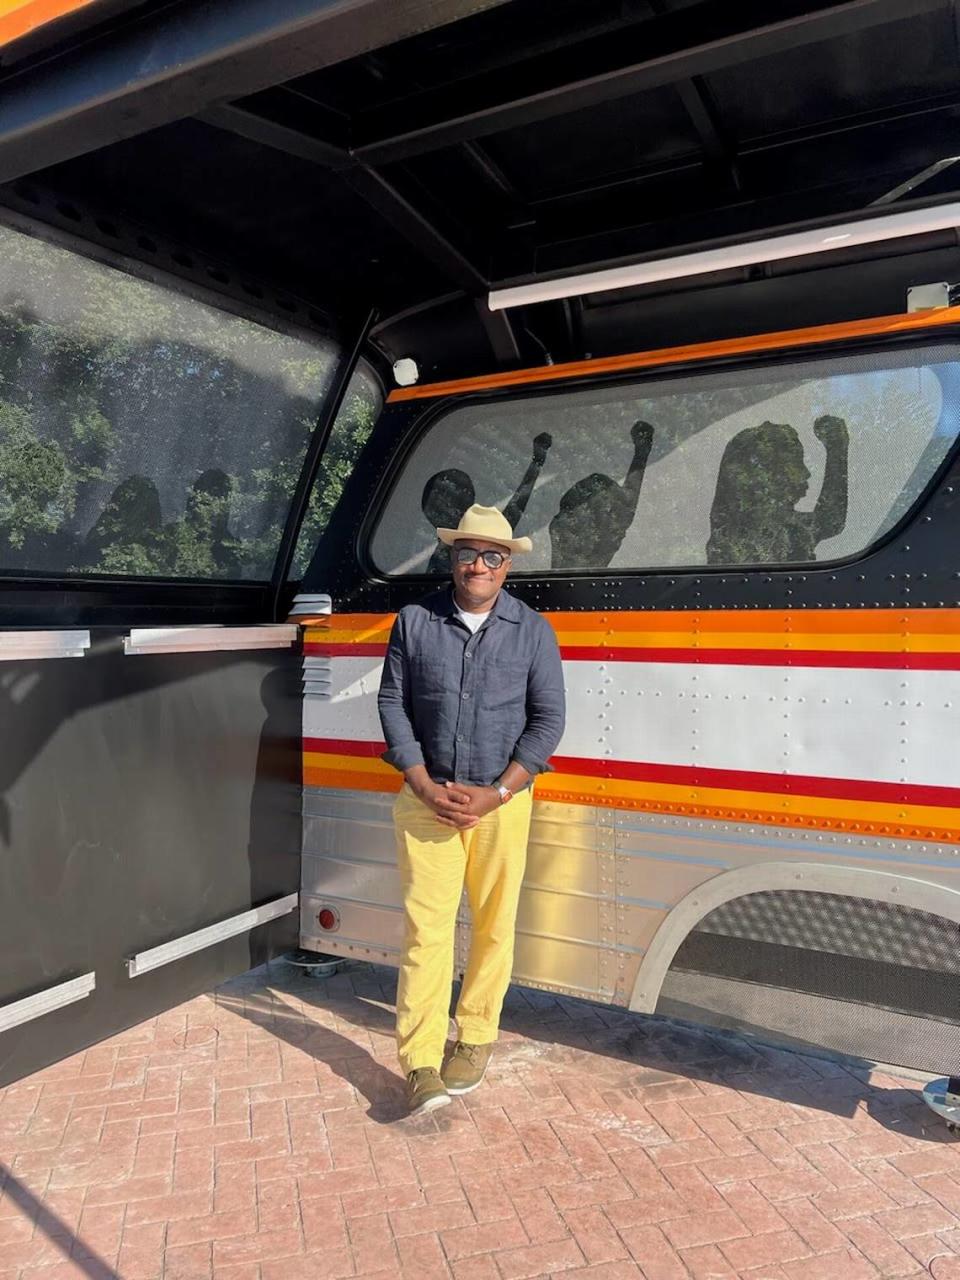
xmin=1 ymin=961 xmax=957 ymax=1279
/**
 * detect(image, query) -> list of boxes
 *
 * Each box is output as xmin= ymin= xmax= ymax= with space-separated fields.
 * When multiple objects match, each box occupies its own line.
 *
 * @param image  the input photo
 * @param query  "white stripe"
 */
xmin=304 ymin=656 xmax=960 ymax=791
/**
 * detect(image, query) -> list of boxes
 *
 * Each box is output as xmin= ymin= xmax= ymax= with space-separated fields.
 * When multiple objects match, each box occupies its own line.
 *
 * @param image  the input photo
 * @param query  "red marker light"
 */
xmin=317 ymin=907 xmax=339 ymax=931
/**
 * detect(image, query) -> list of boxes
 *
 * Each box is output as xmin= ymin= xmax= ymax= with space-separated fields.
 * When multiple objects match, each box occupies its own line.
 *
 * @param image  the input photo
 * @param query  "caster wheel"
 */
xmin=285 ymin=948 xmax=342 ymax=978
xmin=923 ymin=1078 xmax=960 ymax=1135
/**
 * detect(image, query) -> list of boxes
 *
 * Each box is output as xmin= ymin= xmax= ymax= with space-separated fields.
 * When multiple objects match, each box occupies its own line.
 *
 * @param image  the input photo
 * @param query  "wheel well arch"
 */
xmin=628 ymin=861 xmax=960 ymax=1014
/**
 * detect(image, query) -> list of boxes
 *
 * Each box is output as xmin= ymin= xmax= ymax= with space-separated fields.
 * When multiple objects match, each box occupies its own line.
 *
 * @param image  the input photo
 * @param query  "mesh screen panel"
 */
xmin=695 ymin=889 xmax=960 ymax=975
xmin=669 ymin=890 xmax=960 ymax=1070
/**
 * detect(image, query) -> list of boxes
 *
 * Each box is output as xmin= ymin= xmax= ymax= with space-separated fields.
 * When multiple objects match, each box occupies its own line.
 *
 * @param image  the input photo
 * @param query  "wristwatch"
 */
xmin=494 ymin=779 xmax=513 ymax=805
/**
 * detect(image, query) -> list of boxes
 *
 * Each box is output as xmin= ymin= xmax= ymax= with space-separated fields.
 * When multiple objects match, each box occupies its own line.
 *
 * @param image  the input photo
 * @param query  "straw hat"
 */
xmin=436 ymin=503 xmax=532 ymax=554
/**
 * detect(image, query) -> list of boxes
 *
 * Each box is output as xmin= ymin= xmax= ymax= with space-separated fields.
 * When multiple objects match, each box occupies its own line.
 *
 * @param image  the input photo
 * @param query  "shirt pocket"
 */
xmin=479 ymin=660 xmax=528 ymax=712
xmin=410 ymin=655 xmax=456 ymax=700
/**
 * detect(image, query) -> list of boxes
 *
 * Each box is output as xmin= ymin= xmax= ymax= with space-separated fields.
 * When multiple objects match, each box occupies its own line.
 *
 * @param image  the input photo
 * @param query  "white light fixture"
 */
xmin=487 ymin=201 xmax=960 ymax=311
xmin=393 ymin=356 xmax=419 ymax=386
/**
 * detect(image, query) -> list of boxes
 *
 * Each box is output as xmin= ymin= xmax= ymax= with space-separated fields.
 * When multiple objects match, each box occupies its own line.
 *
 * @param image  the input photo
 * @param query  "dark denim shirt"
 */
xmin=377 ymin=587 xmax=566 ymax=785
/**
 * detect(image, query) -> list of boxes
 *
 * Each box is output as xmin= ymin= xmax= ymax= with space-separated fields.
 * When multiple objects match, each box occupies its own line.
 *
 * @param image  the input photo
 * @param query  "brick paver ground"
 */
xmin=1 ymin=960 xmax=958 ymax=1280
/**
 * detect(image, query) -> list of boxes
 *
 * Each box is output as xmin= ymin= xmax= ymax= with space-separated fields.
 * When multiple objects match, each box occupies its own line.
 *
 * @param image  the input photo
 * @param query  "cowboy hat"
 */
xmin=436 ymin=503 xmax=532 ymax=554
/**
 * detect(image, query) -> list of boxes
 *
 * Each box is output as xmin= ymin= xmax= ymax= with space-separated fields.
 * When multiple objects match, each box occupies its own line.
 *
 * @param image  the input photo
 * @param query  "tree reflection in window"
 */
xmin=82 ymin=476 xmax=163 ymax=574
xmin=0 ymin=222 xmax=380 ymax=581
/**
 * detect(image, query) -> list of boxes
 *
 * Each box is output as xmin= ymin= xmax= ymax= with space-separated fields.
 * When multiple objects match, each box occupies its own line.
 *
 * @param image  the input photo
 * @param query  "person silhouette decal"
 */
xmin=422 ymin=433 xmax=553 ymax=573
xmin=706 ymin=415 xmax=849 ymax=565
xmin=549 ymin=419 xmax=654 ymax=569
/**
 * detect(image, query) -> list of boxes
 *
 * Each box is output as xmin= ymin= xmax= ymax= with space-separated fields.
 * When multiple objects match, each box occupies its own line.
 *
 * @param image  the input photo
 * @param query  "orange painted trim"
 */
xmin=0 ymin=0 xmax=98 ymax=48
xmin=305 ymin=766 xmax=402 ymax=794
xmin=387 ymin=306 xmax=960 ymax=402
xmin=301 ymin=752 xmax=960 ymax=844
xmin=304 ymin=608 xmax=960 ymax=652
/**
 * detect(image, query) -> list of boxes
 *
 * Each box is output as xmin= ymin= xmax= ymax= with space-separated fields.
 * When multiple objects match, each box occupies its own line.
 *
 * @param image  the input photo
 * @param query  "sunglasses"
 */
xmin=454 ymin=546 xmax=511 ymax=570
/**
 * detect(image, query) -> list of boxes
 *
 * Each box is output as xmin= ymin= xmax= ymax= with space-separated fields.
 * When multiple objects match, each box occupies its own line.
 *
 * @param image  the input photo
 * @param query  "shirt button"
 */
xmin=456 ymin=734 xmax=463 ymax=742
xmin=462 ymin=692 xmax=470 ymax=700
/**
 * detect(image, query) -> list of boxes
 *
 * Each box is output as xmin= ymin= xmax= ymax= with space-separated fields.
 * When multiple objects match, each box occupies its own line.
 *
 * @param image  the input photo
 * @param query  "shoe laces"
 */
xmin=409 ymin=1067 xmax=439 ymax=1087
xmin=453 ymin=1042 xmax=482 ymax=1065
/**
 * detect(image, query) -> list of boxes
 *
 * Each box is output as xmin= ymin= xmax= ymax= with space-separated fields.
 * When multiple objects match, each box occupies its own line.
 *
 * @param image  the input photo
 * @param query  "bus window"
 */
xmin=290 ymin=367 xmax=381 ymax=580
xmin=0 ymin=220 xmax=341 ymax=580
xmin=369 ymin=346 xmax=959 ymax=575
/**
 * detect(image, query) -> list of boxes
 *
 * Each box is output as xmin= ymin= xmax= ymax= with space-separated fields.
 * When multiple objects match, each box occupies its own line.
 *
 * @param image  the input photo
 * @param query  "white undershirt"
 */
xmin=455 ymin=607 xmax=490 ymax=634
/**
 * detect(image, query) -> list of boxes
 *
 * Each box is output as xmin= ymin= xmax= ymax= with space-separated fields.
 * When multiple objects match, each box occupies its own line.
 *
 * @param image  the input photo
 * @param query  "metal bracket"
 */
xmin=124 ymin=625 xmax=297 ymax=655
xmin=126 ymin=893 xmax=298 ymax=977
xmin=0 ymin=972 xmax=96 ymax=1034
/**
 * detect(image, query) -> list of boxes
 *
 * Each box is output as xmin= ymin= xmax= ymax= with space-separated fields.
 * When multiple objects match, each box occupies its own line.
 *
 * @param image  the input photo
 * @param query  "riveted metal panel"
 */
xmin=515 ymin=884 xmax=602 ymax=950
xmin=616 ymin=850 xmax=727 ymax=904
xmin=302 ymin=814 xmax=396 ymax=864
xmin=512 ymin=930 xmax=603 ymax=999
xmin=301 ymin=853 xmax=401 ymax=909
xmin=303 ymin=786 xmax=396 ymax=825
xmin=525 ymin=838 xmax=601 ymax=897
xmin=300 ymin=892 xmax=402 ymax=960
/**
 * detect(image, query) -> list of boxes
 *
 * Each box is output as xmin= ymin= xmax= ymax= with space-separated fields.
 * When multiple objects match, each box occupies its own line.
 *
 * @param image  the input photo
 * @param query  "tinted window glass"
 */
xmin=0 ymin=221 xmax=340 ymax=579
xmin=291 ymin=368 xmax=382 ymax=579
xmin=370 ymin=346 xmax=958 ymax=574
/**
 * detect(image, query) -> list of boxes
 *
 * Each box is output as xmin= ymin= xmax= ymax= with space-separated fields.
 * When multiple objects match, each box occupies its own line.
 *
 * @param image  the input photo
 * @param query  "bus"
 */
xmin=0 ymin=0 xmax=956 ymax=1126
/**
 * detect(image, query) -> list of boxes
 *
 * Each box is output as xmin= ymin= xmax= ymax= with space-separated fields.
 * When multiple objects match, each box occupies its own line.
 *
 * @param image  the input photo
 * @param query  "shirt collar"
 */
xmin=427 ymin=585 xmax=522 ymax=624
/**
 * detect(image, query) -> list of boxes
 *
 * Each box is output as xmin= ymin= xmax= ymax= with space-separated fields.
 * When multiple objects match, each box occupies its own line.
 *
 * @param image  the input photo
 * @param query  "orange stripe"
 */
xmin=301 ymin=752 xmax=960 ymax=842
xmin=387 ymin=307 xmax=960 ymax=402
xmin=304 ymin=766 xmax=402 ymax=793
xmin=0 ymin=0 xmax=97 ymax=47
xmin=541 ymin=609 xmax=960 ymax=636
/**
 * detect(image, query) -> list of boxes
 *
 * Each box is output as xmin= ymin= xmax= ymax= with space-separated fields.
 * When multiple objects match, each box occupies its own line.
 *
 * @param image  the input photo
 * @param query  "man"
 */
xmin=378 ymin=503 xmax=566 ymax=1114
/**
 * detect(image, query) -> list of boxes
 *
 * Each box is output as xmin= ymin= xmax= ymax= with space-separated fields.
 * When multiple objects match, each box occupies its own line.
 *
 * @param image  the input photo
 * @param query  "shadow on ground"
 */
xmin=211 ymin=958 xmax=956 ymax=1146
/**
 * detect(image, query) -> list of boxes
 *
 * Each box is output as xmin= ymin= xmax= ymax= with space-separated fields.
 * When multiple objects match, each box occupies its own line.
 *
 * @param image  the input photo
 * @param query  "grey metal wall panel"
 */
xmin=0 ymin=636 xmax=301 ymax=1087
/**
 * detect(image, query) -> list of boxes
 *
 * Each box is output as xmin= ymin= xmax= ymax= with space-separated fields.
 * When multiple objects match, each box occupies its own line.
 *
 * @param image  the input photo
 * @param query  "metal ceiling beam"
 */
xmin=525 ymin=91 xmax=960 ymax=218
xmin=0 ymin=0 xmax=512 ymax=184
xmin=351 ymin=0 xmax=949 ymax=165
xmin=673 ymin=76 xmax=741 ymax=191
xmin=198 ymin=102 xmax=351 ymax=170
xmin=641 ymin=0 xmax=740 ymax=192
xmin=199 ymin=102 xmax=521 ymax=362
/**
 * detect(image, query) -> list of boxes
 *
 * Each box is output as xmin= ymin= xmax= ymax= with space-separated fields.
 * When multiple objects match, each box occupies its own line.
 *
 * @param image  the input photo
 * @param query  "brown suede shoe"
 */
xmin=442 ymin=1042 xmax=493 ymax=1095
xmin=406 ymin=1067 xmax=451 ymax=1114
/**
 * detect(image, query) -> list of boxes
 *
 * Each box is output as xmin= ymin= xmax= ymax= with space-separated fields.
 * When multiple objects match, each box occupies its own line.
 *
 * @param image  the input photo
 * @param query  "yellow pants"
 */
xmin=393 ymin=783 xmax=534 ymax=1074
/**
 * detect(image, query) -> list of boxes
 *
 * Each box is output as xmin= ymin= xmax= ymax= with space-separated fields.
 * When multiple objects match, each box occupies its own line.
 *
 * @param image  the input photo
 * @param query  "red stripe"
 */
xmin=305 ymin=641 xmax=960 ymax=670
xmin=302 ymin=737 xmax=960 ymax=809
xmin=551 ymin=755 xmax=960 ymax=808
xmin=304 ymin=642 xmax=387 ymax=657
xmin=304 ymin=736 xmax=386 ymax=758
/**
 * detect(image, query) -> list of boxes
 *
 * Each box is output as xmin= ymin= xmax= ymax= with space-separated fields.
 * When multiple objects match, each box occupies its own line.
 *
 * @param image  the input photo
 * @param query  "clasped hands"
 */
xmin=418 ymin=779 xmax=500 ymax=828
